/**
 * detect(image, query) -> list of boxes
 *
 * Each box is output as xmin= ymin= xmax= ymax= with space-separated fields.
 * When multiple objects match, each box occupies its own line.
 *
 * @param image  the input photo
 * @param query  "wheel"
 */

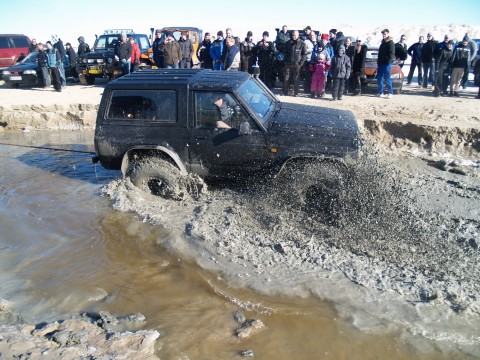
xmin=275 ymin=160 xmax=347 ymax=224
xmin=78 ymin=74 xmax=95 ymax=85
xmin=130 ymin=158 xmax=187 ymax=200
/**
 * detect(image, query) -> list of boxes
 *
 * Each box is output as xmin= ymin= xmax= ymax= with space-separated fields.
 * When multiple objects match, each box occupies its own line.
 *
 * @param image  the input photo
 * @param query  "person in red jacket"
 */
xmin=129 ymin=37 xmax=141 ymax=72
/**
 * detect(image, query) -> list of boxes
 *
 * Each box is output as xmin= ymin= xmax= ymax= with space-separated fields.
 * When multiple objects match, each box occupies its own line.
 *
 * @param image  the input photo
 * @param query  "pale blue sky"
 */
xmin=1 ymin=0 xmax=478 ymax=46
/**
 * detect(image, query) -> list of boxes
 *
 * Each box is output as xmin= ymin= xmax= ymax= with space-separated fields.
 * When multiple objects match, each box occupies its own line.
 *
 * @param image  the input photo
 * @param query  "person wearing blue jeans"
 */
xmin=377 ymin=63 xmax=393 ymax=96
xmin=377 ymin=29 xmax=395 ymax=98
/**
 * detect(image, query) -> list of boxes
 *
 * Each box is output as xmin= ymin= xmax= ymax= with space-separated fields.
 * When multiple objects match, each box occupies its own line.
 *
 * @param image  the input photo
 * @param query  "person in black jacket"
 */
xmin=433 ymin=40 xmax=453 ymax=97
xmin=36 ymin=43 xmax=51 ymax=89
xmin=406 ymin=36 xmax=424 ymax=85
xmin=65 ymin=42 xmax=78 ymax=82
xmin=349 ymin=38 xmax=367 ymax=95
xmin=197 ymin=33 xmax=213 ymax=69
xmin=450 ymin=38 xmax=470 ymax=97
xmin=421 ymin=33 xmax=438 ymax=88
xmin=115 ymin=33 xmax=132 ymax=76
xmin=240 ymin=31 xmax=256 ymax=74
xmin=256 ymin=31 xmax=275 ymax=88
xmin=77 ymin=36 xmax=90 ymax=56
xmin=283 ymin=30 xmax=307 ymax=96
xmin=377 ymin=29 xmax=395 ymax=98
xmin=152 ymin=30 xmax=164 ymax=68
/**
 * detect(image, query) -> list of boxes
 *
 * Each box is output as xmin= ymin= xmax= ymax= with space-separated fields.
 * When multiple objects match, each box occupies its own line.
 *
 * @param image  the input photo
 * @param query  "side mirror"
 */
xmin=239 ymin=121 xmax=252 ymax=135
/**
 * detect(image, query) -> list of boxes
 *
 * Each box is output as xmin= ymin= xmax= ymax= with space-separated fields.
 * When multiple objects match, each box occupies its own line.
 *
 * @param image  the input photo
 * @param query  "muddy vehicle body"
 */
xmin=76 ymin=29 xmax=151 ymax=85
xmin=94 ymin=69 xmax=360 ymax=204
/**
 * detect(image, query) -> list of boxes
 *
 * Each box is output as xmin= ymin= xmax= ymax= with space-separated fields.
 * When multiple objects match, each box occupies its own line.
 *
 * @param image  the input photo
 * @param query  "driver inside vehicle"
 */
xmin=196 ymin=92 xmax=233 ymax=129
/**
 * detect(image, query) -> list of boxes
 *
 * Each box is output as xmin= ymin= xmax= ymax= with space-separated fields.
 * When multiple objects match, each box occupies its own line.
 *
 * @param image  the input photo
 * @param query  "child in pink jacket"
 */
xmin=310 ymin=53 xmax=330 ymax=98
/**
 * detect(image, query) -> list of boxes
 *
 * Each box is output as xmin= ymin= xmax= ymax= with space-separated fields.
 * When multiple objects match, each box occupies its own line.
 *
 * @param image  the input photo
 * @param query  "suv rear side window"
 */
xmin=136 ymin=36 xmax=150 ymax=51
xmin=107 ymin=90 xmax=177 ymax=122
xmin=12 ymin=37 xmax=29 ymax=48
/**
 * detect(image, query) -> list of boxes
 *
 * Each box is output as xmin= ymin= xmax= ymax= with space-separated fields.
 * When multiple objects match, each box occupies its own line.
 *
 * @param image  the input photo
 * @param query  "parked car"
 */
xmin=361 ymin=47 xmax=404 ymax=94
xmin=76 ymin=29 xmax=151 ymax=85
xmin=93 ymin=69 xmax=360 ymax=209
xmin=0 ymin=34 xmax=31 ymax=70
xmin=2 ymin=51 xmax=75 ymax=88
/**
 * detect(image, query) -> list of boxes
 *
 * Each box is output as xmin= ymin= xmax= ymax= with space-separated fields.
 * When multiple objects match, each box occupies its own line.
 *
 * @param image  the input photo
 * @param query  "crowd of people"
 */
xmin=190 ymin=26 xmax=480 ymax=100
xmin=28 ymin=26 xmax=480 ymax=99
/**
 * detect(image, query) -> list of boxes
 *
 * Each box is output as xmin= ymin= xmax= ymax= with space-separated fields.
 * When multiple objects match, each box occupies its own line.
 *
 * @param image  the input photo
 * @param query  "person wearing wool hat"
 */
xmin=256 ymin=30 xmax=275 ymax=88
xmin=240 ymin=31 xmax=255 ymax=73
xmin=210 ymin=31 xmax=224 ymax=70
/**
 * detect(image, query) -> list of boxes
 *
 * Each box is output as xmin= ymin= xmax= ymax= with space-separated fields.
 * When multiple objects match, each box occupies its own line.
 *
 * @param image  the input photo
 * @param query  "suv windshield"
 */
xmin=94 ymin=35 xmax=123 ymax=50
xmin=236 ymin=79 xmax=275 ymax=125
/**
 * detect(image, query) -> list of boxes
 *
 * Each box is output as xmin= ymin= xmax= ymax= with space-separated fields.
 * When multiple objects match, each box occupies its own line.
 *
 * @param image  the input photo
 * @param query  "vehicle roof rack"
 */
xmin=103 ymin=29 xmax=134 ymax=35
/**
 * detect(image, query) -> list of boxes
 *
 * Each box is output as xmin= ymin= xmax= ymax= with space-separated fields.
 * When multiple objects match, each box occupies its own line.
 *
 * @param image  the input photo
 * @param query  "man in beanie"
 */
xmin=377 ymin=29 xmax=395 ymax=98
xmin=450 ymin=37 xmax=471 ymax=96
xmin=460 ymin=33 xmax=478 ymax=89
xmin=77 ymin=36 xmax=90 ymax=56
xmin=256 ymin=31 xmax=276 ymax=88
xmin=210 ymin=31 xmax=224 ymax=70
xmin=421 ymin=32 xmax=438 ymax=88
xmin=115 ymin=32 xmax=132 ymax=75
xmin=152 ymin=29 xmax=165 ymax=68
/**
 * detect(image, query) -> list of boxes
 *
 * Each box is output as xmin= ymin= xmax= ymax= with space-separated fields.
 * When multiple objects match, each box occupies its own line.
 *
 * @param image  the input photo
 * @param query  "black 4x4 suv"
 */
xmin=76 ymin=29 xmax=151 ymax=85
xmin=94 ymin=69 xmax=360 ymax=205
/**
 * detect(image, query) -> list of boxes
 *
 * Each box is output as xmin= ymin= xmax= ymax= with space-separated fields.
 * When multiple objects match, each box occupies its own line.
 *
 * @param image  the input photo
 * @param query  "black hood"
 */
xmin=268 ymin=102 xmax=360 ymax=156
xmin=272 ymin=102 xmax=358 ymax=133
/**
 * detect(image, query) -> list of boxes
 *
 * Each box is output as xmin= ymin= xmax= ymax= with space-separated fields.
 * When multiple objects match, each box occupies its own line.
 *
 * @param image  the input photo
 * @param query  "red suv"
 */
xmin=0 ymin=34 xmax=31 ymax=70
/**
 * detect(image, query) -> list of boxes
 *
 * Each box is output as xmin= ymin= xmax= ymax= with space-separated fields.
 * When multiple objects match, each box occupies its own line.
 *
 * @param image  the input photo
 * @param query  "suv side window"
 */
xmin=136 ymin=36 xmax=150 ymax=51
xmin=194 ymin=91 xmax=250 ymax=129
xmin=107 ymin=90 xmax=177 ymax=122
xmin=12 ymin=37 xmax=29 ymax=48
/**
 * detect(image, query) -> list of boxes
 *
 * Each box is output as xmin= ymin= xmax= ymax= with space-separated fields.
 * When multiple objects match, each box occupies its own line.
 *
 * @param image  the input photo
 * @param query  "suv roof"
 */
xmin=109 ymin=69 xmax=250 ymax=91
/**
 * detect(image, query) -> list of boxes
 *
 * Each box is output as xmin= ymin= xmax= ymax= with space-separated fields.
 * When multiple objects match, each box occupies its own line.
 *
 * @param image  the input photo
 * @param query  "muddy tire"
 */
xmin=276 ymin=160 xmax=346 ymax=223
xmin=130 ymin=158 xmax=187 ymax=200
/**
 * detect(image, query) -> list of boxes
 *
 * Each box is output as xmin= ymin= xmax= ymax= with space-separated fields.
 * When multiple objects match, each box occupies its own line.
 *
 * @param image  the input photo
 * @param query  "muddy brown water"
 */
xmin=0 ymin=130 xmax=471 ymax=359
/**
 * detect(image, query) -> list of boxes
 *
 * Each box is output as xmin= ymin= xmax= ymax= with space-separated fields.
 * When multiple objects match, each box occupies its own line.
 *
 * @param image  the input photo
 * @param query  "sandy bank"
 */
xmin=1 ymin=79 xmax=479 ymax=157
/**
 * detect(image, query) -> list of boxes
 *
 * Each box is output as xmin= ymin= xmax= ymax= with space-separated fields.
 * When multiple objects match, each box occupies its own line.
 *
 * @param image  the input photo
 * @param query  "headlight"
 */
xmin=108 ymin=58 xmax=113 ymax=64
xmin=2 ymin=70 xmax=10 ymax=75
xmin=97 ymin=59 xmax=104 ymax=63
xmin=391 ymin=73 xmax=401 ymax=79
xmin=87 ymin=59 xmax=95 ymax=63
xmin=24 ymin=70 xmax=36 ymax=75
xmin=83 ymin=58 xmax=88 ymax=63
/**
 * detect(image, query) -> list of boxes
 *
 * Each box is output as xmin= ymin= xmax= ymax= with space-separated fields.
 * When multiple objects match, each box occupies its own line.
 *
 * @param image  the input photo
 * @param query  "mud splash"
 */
xmin=103 ymin=150 xmax=480 ymax=355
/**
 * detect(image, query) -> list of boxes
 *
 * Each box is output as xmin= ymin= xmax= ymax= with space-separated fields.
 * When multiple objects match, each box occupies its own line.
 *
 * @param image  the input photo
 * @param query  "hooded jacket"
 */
xmin=330 ymin=45 xmax=351 ymax=79
xmin=377 ymin=36 xmax=395 ymax=65
xmin=77 ymin=36 xmax=90 ymax=55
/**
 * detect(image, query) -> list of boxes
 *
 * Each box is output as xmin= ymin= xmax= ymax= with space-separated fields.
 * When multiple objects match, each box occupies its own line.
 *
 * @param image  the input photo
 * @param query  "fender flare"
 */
xmin=120 ymin=146 xmax=188 ymax=177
